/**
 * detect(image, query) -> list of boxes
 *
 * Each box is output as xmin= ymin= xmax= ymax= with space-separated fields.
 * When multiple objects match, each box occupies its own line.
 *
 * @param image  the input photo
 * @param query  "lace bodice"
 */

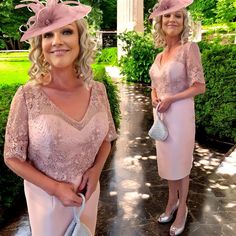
xmin=149 ymin=42 xmax=205 ymax=98
xmin=4 ymin=81 xmax=117 ymax=183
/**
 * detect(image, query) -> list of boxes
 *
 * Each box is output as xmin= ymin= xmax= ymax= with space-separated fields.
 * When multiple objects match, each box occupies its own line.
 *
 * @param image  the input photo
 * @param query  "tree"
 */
xmin=100 ymin=0 xmax=116 ymax=30
xmin=188 ymin=0 xmax=217 ymax=24
xmin=144 ymin=0 xmax=157 ymax=16
xmin=189 ymin=0 xmax=236 ymax=24
xmin=215 ymin=0 xmax=236 ymax=23
xmin=0 ymin=0 xmax=31 ymax=49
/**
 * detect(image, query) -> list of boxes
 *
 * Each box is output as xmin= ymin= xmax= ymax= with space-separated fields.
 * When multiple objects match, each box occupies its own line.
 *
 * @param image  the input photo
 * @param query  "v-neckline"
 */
xmin=158 ymin=44 xmax=183 ymax=69
xmin=39 ymin=83 xmax=94 ymax=125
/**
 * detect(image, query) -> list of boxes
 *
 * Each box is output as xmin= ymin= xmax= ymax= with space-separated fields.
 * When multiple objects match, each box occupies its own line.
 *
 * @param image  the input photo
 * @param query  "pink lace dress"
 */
xmin=4 ymin=80 xmax=117 ymax=235
xmin=149 ymin=42 xmax=205 ymax=180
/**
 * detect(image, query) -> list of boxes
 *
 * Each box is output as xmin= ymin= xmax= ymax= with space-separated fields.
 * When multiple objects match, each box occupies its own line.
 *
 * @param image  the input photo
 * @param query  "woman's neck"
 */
xmin=49 ymin=66 xmax=83 ymax=91
xmin=165 ymin=37 xmax=181 ymax=51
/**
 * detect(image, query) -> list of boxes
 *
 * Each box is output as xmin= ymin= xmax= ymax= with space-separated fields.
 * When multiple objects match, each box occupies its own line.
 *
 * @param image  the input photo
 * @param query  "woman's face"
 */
xmin=161 ymin=10 xmax=184 ymax=38
xmin=42 ymin=22 xmax=80 ymax=69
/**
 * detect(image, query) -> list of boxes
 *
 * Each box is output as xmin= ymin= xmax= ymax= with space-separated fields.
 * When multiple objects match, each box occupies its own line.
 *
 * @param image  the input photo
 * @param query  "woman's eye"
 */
xmin=43 ymin=32 xmax=53 ymax=38
xmin=163 ymin=14 xmax=170 ymax=18
xmin=63 ymin=29 xmax=73 ymax=35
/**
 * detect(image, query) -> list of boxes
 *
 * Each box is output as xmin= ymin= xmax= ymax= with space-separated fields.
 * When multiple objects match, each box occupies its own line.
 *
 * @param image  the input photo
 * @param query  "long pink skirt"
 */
xmin=154 ymin=98 xmax=195 ymax=180
xmin=24 ymin=179 xmax=100 ymax=236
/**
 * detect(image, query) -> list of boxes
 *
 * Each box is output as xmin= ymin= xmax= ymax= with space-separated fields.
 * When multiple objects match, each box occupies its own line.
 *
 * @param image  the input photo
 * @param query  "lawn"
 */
xmin=0 ymin=52 xmax=30 ymax=85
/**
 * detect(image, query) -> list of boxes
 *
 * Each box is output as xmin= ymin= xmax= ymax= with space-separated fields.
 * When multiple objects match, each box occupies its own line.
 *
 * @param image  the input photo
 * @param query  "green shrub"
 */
xmin=95 ymin=47 xmax=118 ymax=66
xmin=0 ymin=83 xmax=23 ymax=226
xmin=92 ymin=64 xmax=121 ymax=129
xmin=0 ymin=65 xmax=120 ymax=227
xmin=118 ymin=31 xmax=161 ymax=83
xmin=195 ymin=43 xmax=236 ymax=142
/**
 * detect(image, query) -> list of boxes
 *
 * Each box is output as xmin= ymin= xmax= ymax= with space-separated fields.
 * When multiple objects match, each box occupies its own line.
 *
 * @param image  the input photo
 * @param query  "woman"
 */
xmin=149 ymin=0 xmax=205 ymax=235
xmin=4 ymin=0 xmax=117 ymax=235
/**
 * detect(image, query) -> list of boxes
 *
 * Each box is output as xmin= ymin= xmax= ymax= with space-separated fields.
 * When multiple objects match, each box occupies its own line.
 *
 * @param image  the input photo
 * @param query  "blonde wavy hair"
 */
xmin=28 ymin=19 xmax=96 ymax=85
xmin=152 ymin=8 xmax=191 ymax=48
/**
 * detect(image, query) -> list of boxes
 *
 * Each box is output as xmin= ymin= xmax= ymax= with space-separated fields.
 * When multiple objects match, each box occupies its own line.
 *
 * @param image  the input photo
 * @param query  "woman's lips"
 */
xmin=51 ymin=50 xmax=69 ymax=56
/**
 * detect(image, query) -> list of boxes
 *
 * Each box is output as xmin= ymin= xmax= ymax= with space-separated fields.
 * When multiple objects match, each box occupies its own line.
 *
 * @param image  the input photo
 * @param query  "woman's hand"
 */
xmin=157 ymin=97 xmax=173 ymax=112
xmin=54 ymin=182 xmax=82 ymax=207
xmin=152 ymin=97 xmax=161 ymax=108
xmin=78 ymin=167 xmax=101 ymax=201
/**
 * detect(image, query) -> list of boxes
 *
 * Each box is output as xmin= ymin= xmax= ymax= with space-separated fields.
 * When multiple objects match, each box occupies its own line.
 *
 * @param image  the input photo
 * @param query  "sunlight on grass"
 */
xmin=0 ymin=52 xmax=30 ymax=85
xmin=0 ymin=61 xmax=30 ymax=85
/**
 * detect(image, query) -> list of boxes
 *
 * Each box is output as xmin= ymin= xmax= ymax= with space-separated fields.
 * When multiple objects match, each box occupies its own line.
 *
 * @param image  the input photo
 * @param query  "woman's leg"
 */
xmin=172 ymin=175 xmax=189 ymax=227
xmin=165 ymin=180 xmax=179 ymax=215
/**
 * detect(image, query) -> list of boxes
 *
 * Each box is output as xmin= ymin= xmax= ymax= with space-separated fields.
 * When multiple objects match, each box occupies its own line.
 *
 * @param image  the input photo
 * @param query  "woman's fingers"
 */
xmin=78 ymin=174 xmax=88 ymax=192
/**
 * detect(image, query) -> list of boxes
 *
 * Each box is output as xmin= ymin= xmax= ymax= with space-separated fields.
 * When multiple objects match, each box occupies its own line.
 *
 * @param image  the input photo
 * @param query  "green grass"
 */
xmin=0 ymin=52 xmax=29 ymax=62
xmin=0 ymin=52 xmax=30 ymax=85
xmin=0 ymin=61 xmax=30 ymax=85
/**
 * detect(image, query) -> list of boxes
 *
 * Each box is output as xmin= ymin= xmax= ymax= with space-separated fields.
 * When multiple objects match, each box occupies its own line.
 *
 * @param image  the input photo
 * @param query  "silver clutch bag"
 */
xmin=148 ymin=108 xmax=168 ymax=141
xmin=64 ymin=193 xmax=92 ymax=236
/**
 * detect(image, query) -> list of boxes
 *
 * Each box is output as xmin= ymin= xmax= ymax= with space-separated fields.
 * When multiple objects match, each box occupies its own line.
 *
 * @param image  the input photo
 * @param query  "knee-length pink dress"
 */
xmin=4 ymin=80 xmax=117 ymax=236
xmin=149 ymin=42 xmax=205 ymax=180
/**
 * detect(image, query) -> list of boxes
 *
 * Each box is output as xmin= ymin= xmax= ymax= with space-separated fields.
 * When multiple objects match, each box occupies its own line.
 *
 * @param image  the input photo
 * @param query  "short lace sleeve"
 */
xmin=100 ymin=83 xmax=118 ymax=142
xmin=186 ymin=42 xmax=205 ymax=86
xmin=4 ymin=86 xmax=28 ymax=161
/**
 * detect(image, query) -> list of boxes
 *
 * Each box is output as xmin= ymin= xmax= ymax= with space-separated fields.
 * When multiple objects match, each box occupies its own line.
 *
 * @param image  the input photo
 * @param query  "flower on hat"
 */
xmin=158 ymin=0 xmax=174 ymax=12
xmin=16 ymin=0 xmax=91 ymax=41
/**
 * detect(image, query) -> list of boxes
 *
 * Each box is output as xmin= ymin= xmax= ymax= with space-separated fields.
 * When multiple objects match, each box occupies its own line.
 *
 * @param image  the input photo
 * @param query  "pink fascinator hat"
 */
xmin=16 ymin=0 xmax=92 ymax=42
xmin=149 ymin=0 xmax=193 ymax=19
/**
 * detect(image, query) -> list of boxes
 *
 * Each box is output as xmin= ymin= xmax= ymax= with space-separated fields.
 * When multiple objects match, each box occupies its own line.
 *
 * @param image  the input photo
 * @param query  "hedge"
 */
xmin=119 ymin=32 xmax=236 ymax=142
xmin=0 ymin=64 xmax=120 ymax=227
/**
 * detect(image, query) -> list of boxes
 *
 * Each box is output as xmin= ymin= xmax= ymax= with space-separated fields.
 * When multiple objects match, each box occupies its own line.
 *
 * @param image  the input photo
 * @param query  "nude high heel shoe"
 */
xmin=158 ymin=200 xmax=179 ymax=224
xmin=169 ymin=207 xmax=188 ymax=236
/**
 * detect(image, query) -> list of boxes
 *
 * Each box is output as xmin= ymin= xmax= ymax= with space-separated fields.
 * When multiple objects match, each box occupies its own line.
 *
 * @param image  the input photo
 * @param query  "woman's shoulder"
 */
xmin=22 ymin=81 xmax=40 ymax=92
xmin=91 ymin=80 xmax=106 ymax=93
xmin=19 ymin=81 xmax=42 ymax=102
xmin=183 ymin=41 xmax=200 ymax=52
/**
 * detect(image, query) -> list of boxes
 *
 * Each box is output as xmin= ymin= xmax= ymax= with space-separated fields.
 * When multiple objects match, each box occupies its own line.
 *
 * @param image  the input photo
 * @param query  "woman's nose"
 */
xmin=52 ymin=33 xmax=63 ymax=46
xmin=169 ymin=15 xmax=176 ymax=22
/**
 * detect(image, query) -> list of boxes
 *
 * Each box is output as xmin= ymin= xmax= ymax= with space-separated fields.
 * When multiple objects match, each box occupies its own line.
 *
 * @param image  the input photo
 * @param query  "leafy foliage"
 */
xmin=99 ymin=0 xmax=117 ymax=30
xmin=195 ymin=42 xmax=236 ymax=142
xmin=189 ymin=0 xmax=236 ymax=24
xmin=118 ymin=31 xmax=160 ymax=83
xmin=215 ymin=0 xmax=236 ymax=23
xmin=95 ymin=47 xmax=118 ymax=66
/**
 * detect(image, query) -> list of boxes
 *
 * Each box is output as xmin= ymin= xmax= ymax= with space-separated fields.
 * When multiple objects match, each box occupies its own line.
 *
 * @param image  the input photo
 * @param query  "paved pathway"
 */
xmin=0 ymin=77 xmax=235 ymax=236
xmin=96 ymin=79 xmax=236 ymax=236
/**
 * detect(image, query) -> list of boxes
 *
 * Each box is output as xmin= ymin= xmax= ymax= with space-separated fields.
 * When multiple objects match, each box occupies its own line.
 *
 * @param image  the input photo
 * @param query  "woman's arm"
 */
xmin=5 ymin=158 xmax=82 ymax=207
xmin=158 ymin=82 xmax=206 ymax=112
xmin=78 ymin=140 xmax=111 ymax=200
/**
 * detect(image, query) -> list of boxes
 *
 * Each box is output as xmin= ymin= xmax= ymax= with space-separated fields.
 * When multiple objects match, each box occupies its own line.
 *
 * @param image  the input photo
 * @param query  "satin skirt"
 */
xmin=154 ymin=98 xmax=195 ymax=180
xmin=24 ymin=179 xmax=100 ymax=236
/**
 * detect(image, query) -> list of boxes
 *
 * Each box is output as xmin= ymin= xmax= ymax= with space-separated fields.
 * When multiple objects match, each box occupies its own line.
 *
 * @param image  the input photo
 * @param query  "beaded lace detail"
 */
xmin=4 ymin=81 xmax=117 ymax=183
xmin=149 ymin=42 xmax=205 ymax=98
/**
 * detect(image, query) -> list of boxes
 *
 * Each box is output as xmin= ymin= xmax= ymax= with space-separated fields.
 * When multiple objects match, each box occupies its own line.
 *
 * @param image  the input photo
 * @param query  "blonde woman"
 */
xmin=149 ymin=0 xmax=205 ymax=235
xmin=4 ymin=0 xmax=117 ymax=235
